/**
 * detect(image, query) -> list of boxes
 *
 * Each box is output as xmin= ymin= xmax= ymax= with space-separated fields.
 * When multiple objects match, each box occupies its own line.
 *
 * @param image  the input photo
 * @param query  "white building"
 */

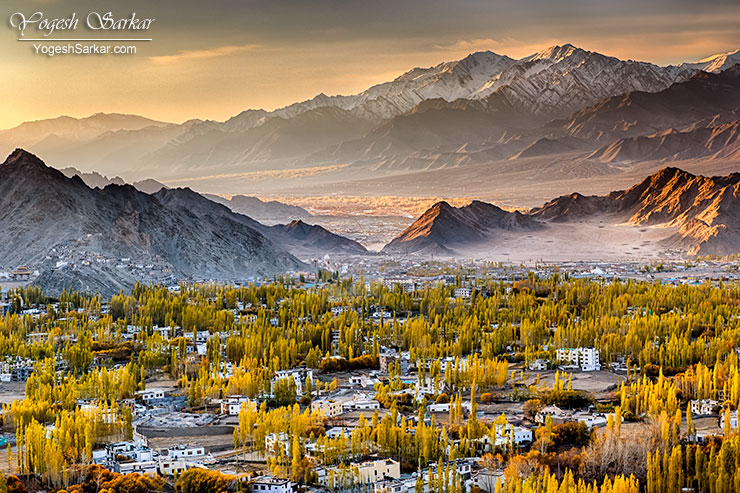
xmin=318 ymin=459 xmax=401 ymax=489
xmin=556 ymin=347 xmax=601 ymax=371
xmin=153 ymin=326 xmax=172 ymax=340
xmin=325 ymin=427 xmax=354 ymax=440
xmin=221 ymin=396 xmax=256 ymax=415
xmin=349 ymin=375 xmax=381 ymax=388
xmin=428 ymin=402 xmax=472 ymax=414
xmin=536 ymin=405 xmax=567 ymax=425
xmin=105 ymin=441 xmax=153 ymax=462
xmin=471 ymin=469 xmax=504 ymax=493
xmin=490 ymin=424 xmax=533 ymax=447
xmin=371 ymin=311 xmax=392 ymax=320
xmin=382 ymin=278 xmax=419 ymax=294
xmin=136 ymin=388 xmax=166 ymax=402
xmin=265 ymin=433 xmax=291 ymax=455
xmin=92 ymin=449 xmax=108 ymax=464
xmin=79 ymin=403 xmax=117 ymax=424
xmin=183 ymin=330 xmax=211 ymax=343
xmin=721 ymin=410 xmax=738 ymax=430
xmin=312 ymin=398 xmax=343 ymax=418
xmin=690 ymin=399 xmax=718 ymax=416
xmin=168 ymin=444 xmax=205 ymax=460
xmin=416 ymin=375 xmax=445 ymax=395
xmin=454 ymin=287 xmax=471 ymax=299
xmin=272 ymin=368 xmax=314 ymax=396
xmin=357 ymin=459 xmax=401 ymax=483
xmin=474 ymin=425 xmax=532 ymax=450
xmin=158 ymin=458 xmax=206 ymax=476
xmin=373 ymin=476 xmax=420 ymax=493
xmin=342 ymin=395 xmax=380 ymax=412
xmin=249 ymin=476 xmax=292 ymax=493
xmin=117 ymin=461 xmax=158 ymax=475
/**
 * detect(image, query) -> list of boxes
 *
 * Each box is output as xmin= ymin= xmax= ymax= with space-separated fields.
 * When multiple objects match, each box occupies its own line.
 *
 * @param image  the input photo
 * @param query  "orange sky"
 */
xmin=2 ymin=0 xmax=740 ymax=129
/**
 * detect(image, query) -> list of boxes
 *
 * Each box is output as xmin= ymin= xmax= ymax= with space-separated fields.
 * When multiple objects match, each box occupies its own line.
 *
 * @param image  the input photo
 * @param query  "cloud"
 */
xmin=434 ymin=37 xmax=517 ymax=52
xmin=149 ymin=44 xmax=260 ymax=65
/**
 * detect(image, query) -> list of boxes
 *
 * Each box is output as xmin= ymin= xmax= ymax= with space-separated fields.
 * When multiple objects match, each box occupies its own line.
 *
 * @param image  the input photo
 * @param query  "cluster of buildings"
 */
xmin=93 ymin=438 xmax=221 ymax=478
xmin=0 ymin=356 xmax=38 ymax=382
xmin=309 ymin=457 xmax=502 ymax=493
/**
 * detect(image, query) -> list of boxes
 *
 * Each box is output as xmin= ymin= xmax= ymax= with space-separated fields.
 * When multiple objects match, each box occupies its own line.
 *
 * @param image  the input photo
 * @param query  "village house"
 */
xmin=325 ymin=427 xmax=354 ymax=440
xmin=691 ymin=399 xmax=718 ymax=415
xmin=348 ymin=375 xmax=381 ymax=388
xmin=116 ymin=461 xmax=158 ymax=475
xmin=482 ymin=424 xmax=533 ymax=449
xmin=721 ymin=410 xmax=738 ymax=430
xmin=556 ymin=347 xmax=601 ymax=371
xmin=221 ymin=396 xmax=256 ymax=415
xmin=428 ymin=402 xmax=472 ymax=414
xmin=318 ymin=458 xmax=401 ymax=488
xmin=158 ymin=458 xmax=206 ymax=476
xmin=136 ymin=388 xmax=166 ymax=403
xmin=454 ymin=287 xmax=472 ymax=299
xmin=311 ymin=398 xmax=343 ymax=418
xmin=168 ymin=444 xmax=206 ymax=460
xmin=249 ymin=476 xmax=292 ymax=493
xmin=535 ymin=405 xmax=568 ymax=425
xmin=272 ymin=368 xmax=314 ymax=396
xmin=379 ymin=348 xmax=410 ymax=375
xmin=357 ymin=459 xmax=401 ymax=483
xmin=416 ymin=374 xmax=445 ymax=395
xmin=342 ymin=394 xmax=381 ymax=412
xmin=265 ymin=433 xmax=291 ymax=455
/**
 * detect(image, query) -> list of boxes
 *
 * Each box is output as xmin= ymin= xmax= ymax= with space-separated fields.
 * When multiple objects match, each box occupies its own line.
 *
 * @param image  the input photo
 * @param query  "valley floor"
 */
xmin=453 ymin=221 xmax=683 ymax=263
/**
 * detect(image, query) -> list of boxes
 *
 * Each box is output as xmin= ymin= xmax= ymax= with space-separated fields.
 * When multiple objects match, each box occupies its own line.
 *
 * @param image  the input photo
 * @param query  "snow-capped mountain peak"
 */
xmin=522 ymin=43 xmax=586 ymax=63
xmin=468 ymin=44 xmax=696 ymax=115
xmin=171 ymin=43 xmax=710 ymax=140
xmin=265 ymin=50 xmax=517 ymax=121
xmin=683 ymin=48 xmax=740 ymax=73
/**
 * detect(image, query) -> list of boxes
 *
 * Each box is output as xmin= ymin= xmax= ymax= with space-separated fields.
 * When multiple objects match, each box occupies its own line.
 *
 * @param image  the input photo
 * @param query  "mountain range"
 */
xmin=4 ymin=44 xmax=738 ymax=195
xmin=3 ymin=149 xmax=739 ymax=294
xmin=0 ymin=150 xmax=366 ymax=295
xmin=152 ymin=187 xmax=365 ymax=256
xmin=386 ymin=167 xmax=740 ymax=257
xmin=60 ymin=167 xmax=169 ymax=194
xmin=203 ymin=194 xmax=311 ymax=223
xmin=3 ymin=43 xmax=740 ymax=273
xmin=60 ymin=167 xmax=312 ymax=222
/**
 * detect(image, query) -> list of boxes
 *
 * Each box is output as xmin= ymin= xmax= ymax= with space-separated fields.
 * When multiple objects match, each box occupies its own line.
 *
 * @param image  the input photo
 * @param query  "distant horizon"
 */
xmin=1 ymin=41 xmax=738 ymax=131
